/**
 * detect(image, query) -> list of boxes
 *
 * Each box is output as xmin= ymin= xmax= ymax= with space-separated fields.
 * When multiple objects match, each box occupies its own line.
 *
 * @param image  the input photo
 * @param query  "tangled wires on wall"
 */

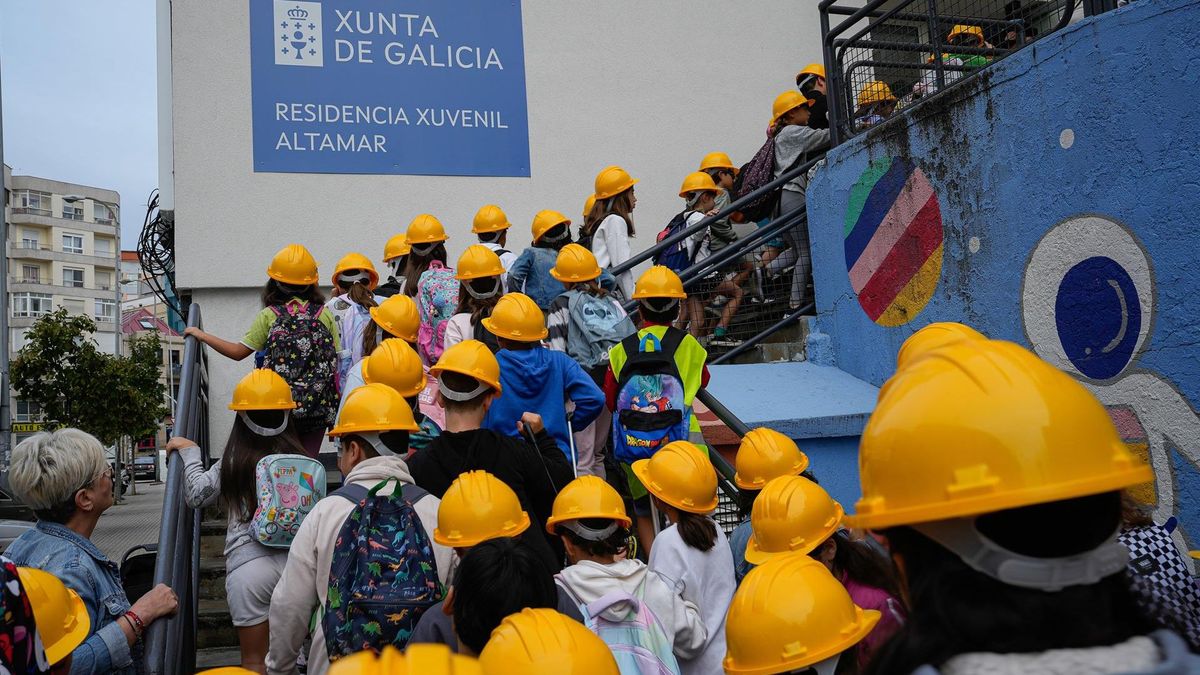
xmin=136 ymin=189 xmax=184 ymax=321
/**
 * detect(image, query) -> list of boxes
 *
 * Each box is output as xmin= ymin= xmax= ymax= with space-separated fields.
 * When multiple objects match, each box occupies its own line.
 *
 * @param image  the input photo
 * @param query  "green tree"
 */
xmin=11 ymin=308 xmax=167 ymax=445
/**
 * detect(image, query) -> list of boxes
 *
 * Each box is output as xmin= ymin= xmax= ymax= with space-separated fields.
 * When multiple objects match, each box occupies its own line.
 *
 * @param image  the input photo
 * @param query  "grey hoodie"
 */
xmin=911 ymin=631 xmax=1200 ymax=675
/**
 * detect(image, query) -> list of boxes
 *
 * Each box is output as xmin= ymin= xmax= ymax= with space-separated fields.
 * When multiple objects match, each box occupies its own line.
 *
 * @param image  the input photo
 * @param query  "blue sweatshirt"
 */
xmin=484 ymin=347 xmax=605 ymax=459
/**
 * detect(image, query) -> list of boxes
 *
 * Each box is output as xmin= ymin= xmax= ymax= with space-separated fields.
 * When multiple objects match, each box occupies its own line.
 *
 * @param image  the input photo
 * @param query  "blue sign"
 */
xmin=250 ymin=0 xmax=530 ymax=176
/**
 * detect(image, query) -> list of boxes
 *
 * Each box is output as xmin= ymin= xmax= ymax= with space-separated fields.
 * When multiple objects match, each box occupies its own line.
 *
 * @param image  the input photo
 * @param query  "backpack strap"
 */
xmin=331 ymin=482 xmax=370 ymax=505
xmin=656 ymin=326 xmax=687 ymax=357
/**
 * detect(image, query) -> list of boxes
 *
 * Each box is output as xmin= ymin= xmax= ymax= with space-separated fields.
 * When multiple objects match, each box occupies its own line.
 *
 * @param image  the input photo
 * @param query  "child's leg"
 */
xmin=686 ymin=297 xmax=705 ymax=336
xmin=717 ymin=279 xmax=744 ymax=330
xmin=227 ymin=553 xmax=287 ymax=674
xmin=588 ymin=407 xmax=612 ymax=478
xmin=237 ymin=622 xmax=270 ymax=674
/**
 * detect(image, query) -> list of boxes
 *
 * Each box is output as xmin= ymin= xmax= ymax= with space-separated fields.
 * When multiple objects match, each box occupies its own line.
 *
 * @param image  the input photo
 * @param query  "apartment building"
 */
xmin=2 ymin=165 xmax=121 ymax=442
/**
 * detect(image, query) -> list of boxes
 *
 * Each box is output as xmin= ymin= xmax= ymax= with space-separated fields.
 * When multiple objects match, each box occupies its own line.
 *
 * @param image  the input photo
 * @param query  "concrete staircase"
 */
xmin=194 ymin=517 xmax=240 ymax=669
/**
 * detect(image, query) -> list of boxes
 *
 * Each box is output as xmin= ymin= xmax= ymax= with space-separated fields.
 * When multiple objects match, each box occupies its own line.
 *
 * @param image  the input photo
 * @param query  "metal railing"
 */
xmin=820 ymin=0 xmax=1074 ymax=144
xmin=144 ymin=302 xmax=208 ymax=675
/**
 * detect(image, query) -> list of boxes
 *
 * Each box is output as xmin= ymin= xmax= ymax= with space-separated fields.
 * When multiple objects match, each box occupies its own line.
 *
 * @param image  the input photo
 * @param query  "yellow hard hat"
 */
xmin=593 ymin=165 xmax=639 ymax=200
xmin=479 ymin=608 xmax=619 ymax=675
xmin=363 ymin=338 xmax=426 ymax=398
xmin=744 ymin=476 xmax=844 ymax=565
xmin=267 ymin=244 xmax=319 ymax=286
xmin=549 ymin=244 xmax=602 ymax=283
xmin=406 ymin=214 xmax=449 ymax=246
xmin=678 ymin=171 xmax=721 ymax=198
xmin=857 ymin=81 xmax=896 ymax=107
xmin=383 ymin=232 xmax=411 ymax=262
xmin=724 ymin=555 xmax=881 ymax=675
xmin=328 ymin=644 xmax=482 ymax=675
xmin=896 ymin=322 xmax=987 ymax=371
xmin=847 ymin=340 xmax=1154 ymax=530
xmin=456 ymin=245 xmax=506 ymax=281
xmin=531 ymin=210 xmax=572 ymax=244
xmin=796 ymin=62 xmax=827 ymax=81
xmin=733 ymin=428 xmax=810 ymax=490
xmin=328 ymin=383 xmax=419 ymax=437
xmin=229 ymin=369 xmax=297 ymax=411
xmin=632 ymin=266 xmax=687 ymax=300
xmin=948 ymin=24 xmax=985 ymax=43
xmin=15 ymin=567 xmax=90 ymax=665
xmin=435 ymin=470 xmax=531 ymax=547
xmin=772 ymin=90 xmax=813 ymax=123
xmin=430 ymin=339 xmax=503 ymax=393
xmin=632 ymin=441 xmax=718 ymax=514
xmin=197 ymin=669 xmax=258 ymax=675
xmin=369 ymin=295 xmax=420 ymax=343
xmin=481 ymin=293 xmax=548 ymax=342
xmin=583 ymin=194 xmax=597 ymax=220
xmin=545 ymin=475 xmax=632 ymax=534
xmin=332 ymin=252 xmax=379 ymax=290
xmin=699 ymin=151 xmax=737 ymax=172
xmin=472 ymin=204 xmax=511 ymax=235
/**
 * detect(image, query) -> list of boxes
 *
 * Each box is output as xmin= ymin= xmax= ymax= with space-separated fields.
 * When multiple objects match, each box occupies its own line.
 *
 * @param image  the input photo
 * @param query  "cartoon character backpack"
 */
xmin=327 ymin=294 xmax=374 ymax=386
xmin=612 ymin=329 xmax=690 ymax=463
xmin=250 ymin=454 xmax=327 ymax=548
xmin=264 ymin=302 xmax=339 ymax=429
xmin=565 ymin=290 xmax=636 ymax=370
xmin=557 ymin=579 xmax=681 ymax=675
xmin=416 ymin=261 xmax=460 ymax=365
xmin=323 ymin=478 xmax=444 ymax=659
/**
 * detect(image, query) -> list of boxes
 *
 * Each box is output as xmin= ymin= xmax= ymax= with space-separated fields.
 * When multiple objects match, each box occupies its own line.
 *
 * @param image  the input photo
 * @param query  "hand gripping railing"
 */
xmin=145 ymin=303 xmax=209 ymax=674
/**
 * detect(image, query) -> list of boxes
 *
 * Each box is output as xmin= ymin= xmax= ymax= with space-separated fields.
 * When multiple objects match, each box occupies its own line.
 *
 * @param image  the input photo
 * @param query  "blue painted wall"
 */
xmin=806 ymin=0 xmax=1200 ymax=543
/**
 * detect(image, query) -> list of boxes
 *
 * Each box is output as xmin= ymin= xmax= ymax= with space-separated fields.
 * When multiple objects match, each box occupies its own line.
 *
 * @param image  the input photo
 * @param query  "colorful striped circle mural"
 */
xmin=844 ymin=157 xmax=944 ymax=326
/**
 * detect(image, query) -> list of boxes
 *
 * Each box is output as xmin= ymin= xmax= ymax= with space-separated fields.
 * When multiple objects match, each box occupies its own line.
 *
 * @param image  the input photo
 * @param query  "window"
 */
xmin=62 ymin=203 xmax=84 ymax=221
xmin=20 ymin=265 xmax=39 ymax=284
xmin=96 ymin=272 xmax=112 ymax=290
xmin=12 ymin=293 xmax=52 ymax=318
xmin=170 ymin=349 xmax=181 ymax=365
xmin=138 ymin=317 xmax=156 ymax=330
xmin=95 ymin=299 xmax=116 ymax=322
xmin=62 ymin=234 xmax=84 ymax=254
xmin=94 ymin=238 xmax=112 ymax=256
xmin=94 ymin=202 xmax=114 ymax=224
xmin=13 ymin=190 xmax=50 ymax=215
xmin=14 ymin=400 xmax=43 ymax=423
xmin=63 ymin=267 xmax=85 ymax=288
xmin=63 ymin=299 xmax=85 ymax=316
xmin=20 ymin=229 xmax=41 ymax=250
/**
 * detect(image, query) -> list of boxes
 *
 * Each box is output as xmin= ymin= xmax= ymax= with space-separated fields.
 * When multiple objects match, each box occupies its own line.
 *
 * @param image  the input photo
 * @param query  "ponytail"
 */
xmin=345 ymin=282 xmax=378 ymax=309
xmin=676 ymin=510 xmax=717 ymax=552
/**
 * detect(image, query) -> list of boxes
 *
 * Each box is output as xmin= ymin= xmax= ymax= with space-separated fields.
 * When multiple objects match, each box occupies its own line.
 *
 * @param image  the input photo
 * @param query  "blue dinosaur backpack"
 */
xmin=322 ymin=478 xmax=444 ymax=660
xmin=611 ymin=329 xmax=691 ymax=463
xmin=249 ymin=454 xmax=326 ymax=548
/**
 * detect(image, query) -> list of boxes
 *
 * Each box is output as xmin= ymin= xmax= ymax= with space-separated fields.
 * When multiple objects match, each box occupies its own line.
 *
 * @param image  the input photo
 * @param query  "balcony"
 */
xmin=7 ymin=210 xmax=117 ymax=234
xmin=8 ymin=275 xmax=120 ymax=299
xmin=8 ymin=243 xmax=118 ymax=268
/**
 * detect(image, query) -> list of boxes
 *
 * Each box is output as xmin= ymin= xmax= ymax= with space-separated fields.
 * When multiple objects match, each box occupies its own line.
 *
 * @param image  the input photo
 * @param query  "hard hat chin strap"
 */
xmin=438 ymin=376 xmax=490 ymax=402
xmin=560 ymin=519 xmax=619 ymax=541
xmin=464 ymin=278 xmax=501 ymax=300
xmin=357 ymin=431 xmax=395 ymax=457
xmin=238 ymin=410 xmax=290 ymax=437
xmin=337 ymin=271 xmax=371 ymax=287
xmin=912 ymin=518 xmax=1128 ymax=592
xmin=810 ymin=654 xmax=841 ymax=675
xmin=388 ymin=259 xmax=406 ymax=276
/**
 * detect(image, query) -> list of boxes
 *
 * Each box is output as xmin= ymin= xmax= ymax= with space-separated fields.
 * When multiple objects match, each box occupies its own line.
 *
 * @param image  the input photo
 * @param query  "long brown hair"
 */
xmin=402 ymin=243 xmax=448 ymax=297
xmin=566 ymin=280 xmax=607 ymax=298
xmin=675 ymin=509 xmax=717 ymax=552
xmin=454 ymin=277 xmax=503 ymax=328
xmin=339 ymin=280 xmax=378 ymax=309
xmin=219 ymin=411 xmax=306 ymax=521
xmin=260 ymin=279 xmax=325 ymax=308
xmin=583 ymin=189 xmax=635 ymax=240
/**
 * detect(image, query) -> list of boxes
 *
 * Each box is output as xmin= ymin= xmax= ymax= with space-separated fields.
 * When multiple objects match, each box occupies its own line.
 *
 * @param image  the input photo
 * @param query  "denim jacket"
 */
xmin=509 ymin=247 xmax=622 ymax=310
xmin=5 ymin=520 xmax=139 ymax=674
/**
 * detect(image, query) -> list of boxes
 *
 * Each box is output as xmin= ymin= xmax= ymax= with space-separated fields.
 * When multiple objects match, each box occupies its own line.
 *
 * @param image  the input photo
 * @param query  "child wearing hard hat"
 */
xmin=336 ymin=337 xmax=441 ymax=453
xmin=325 ymin=252 xmax=384 ymax=386
xmin=724 ymin=554 xmax=881 ymax=675
xmin=850 ymin=339 xmax=1200 ymax=674
xmin=184 ymin=243 xmax=340 ymax=457
xmin=444 ymin=246 xmax=506 ymax=353
xmin=507 ymin=209 xmax=576 ymax=310
xmin=549 ymin=476 xmax=707 ymax=663
xmin=479 ymin=608 xmax=619 ymax=674
xmin=480 ymin=293 xmax=605 ymax=461
xmin=404 ymin=214 xmax=459 ymax=367
xmin=165 ymin=369 xmax=305 ymax=672
xmin=634 ymin=441 xmax=735 ymax=675
xmin=727 ymin=427 xmax=811 ymax=582
xmin=470 ymin=205 xmax=518 ymax=289
xmin=675 ymin=171 xmax=745 ymax=346
xmin=410 ymin=472 xmax=585 ymax=653
xmin=375 ymin=232 xmax=409 ymax=299
xmin=0 ymin=557 xmax=91 ymax=674
xmin=583 ymin=165 xmax=640 ymax=300
xmin=697 ymin=152 xmax=742 ymax=253
xmin=266 ymin=384 xmax=453 ymax=675
xmin=544 ymin=245 xmax=635 ymax=478
xmin=796 ymin=62 xmax=830 ymax=130
xmin=358 ymin=293 xmax=447 ymax=433
xmin=744 ymin=475 xmax=906 ymax=670
xmin=770 ymin=91 xmax=830 ymax=311
xmin=407 ymin=340 xmax=574 ymax=572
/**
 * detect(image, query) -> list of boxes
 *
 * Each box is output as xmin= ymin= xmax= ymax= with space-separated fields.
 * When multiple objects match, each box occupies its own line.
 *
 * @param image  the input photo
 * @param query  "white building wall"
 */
xmin=168 ymin=0 xmax=825 ymax=442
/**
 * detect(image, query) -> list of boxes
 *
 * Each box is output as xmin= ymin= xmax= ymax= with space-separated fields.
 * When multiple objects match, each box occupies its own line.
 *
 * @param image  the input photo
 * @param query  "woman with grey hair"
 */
xmin=4 ymin=428 xmax=178 ymax=674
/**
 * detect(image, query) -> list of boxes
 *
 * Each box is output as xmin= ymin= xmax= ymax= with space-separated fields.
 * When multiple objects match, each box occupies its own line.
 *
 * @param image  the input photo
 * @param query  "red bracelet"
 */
xmin=125 ymin=610 xmax=145 ymax=635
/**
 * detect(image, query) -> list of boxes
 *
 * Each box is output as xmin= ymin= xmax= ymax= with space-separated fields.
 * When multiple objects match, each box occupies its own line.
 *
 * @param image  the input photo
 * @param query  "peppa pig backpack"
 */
xmin=249 ymin=454 xmax=327 ymax=548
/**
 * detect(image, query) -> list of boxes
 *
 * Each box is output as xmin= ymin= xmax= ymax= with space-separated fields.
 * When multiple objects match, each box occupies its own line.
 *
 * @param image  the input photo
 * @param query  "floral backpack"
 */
xmin=416 ymin=261 xmax=460 ymax=365
xmin=265 ymin=302 xmax=339 ymax=429
xmin=249 ymin=454 xmax=327 ymax=548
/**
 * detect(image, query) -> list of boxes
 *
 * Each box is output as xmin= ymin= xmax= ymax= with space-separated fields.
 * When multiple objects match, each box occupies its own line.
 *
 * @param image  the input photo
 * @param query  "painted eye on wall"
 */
xmin=1021 ymin=215 xmax=1153 ymax=381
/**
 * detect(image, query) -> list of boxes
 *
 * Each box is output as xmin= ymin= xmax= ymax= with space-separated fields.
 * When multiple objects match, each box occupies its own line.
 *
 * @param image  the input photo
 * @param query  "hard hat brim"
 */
xmin=723 ymin=606 xmax=880 ymax=675
xmin=545 ymin=512 xmax=633 ymax=535
xmin=548 ymin=268 xmax=601 ymax=283
xmin=480 ymin=317 xmax=549 ymax=342
xmin=434 ymin=512 xmax=531 ymax=547
xmin=44 ymin=587 xmax=91 ymax=664
xmin=266 ymin=269 xmax=319 ymax=286
xmin=369 ymin=306 xmax=419 ymax=343
xmin=428 ymin=363 xmax=503 ymax=395
xmin=228 ymin=401 xmax=298 ymax=411
xmin=328 ymin=418 xmax=420 ymax=437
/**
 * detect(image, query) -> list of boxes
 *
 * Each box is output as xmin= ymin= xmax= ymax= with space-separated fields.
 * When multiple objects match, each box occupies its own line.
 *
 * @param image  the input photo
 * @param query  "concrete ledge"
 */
xmin=706 ymin=362 xmax=878 ymax=439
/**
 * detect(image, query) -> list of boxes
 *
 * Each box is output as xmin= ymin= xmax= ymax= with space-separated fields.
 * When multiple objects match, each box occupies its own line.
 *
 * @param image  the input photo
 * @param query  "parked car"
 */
xmin=133 ymin=455 xmax=158 ymax=482
xmin=0 ymin=520 xmax=35 ymax=554
xmin=0 ymin=479 xmax=35 ymax=522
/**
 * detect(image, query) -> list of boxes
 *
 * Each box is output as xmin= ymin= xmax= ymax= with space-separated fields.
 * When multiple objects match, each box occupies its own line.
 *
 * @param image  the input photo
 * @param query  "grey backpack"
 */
xmin=565 ymin=290 xmax=636 ymax=370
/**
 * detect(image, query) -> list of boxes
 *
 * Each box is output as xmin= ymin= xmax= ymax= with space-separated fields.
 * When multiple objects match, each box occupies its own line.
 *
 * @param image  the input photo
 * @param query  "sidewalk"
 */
xmin=92 ymin=481 xmax=166 ymax=561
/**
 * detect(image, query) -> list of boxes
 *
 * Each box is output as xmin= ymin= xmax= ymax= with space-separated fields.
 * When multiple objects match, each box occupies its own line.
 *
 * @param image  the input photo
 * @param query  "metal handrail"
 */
xmin=710 ymin=302 xmax=815 ymax=365
xmin=608 ymin=153 xmax=825 ymax=277
xmin=145 ymin=302 xmax=207 ymax=674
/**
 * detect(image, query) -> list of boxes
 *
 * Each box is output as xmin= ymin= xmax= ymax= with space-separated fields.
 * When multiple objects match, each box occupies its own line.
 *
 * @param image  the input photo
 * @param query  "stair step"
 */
xmin=200 ymin=519 xmax=227 ymax=537
xmin=198 ymin=597 xmax=239 ymax=650
xmin=199 ymin=558 xmax=227 ymax=599
xmin=196 ymin=646 xmax=242 ymax=669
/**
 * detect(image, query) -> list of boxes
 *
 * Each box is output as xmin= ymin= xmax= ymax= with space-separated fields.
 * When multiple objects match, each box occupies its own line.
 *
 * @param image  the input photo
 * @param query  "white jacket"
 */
xmin=479 ymin=241 xmax=517 ymax=291
xmin=266 ymin=456 xmax=453 ymax=675
xmin=556 ymin=559 xmax=707 ymax=659
xmin=442 ymin=313 xmax=475 ymax=352
xmin=592 ymin=214 xmax=634 ymax=299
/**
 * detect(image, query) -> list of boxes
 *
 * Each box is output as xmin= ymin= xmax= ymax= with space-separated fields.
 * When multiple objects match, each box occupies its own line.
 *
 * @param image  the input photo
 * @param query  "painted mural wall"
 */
xmin=805 ymin=0 xmax=1200 ymax=544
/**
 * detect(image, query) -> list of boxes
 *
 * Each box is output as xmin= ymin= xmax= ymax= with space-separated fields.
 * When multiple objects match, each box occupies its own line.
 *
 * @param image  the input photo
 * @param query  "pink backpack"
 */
xmin=416 ymin=261 xmax=460 ymax=365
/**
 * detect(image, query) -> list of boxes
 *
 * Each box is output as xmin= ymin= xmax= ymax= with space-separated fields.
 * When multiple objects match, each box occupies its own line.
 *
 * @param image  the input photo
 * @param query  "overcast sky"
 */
xmin=1 ymin=0 xmax=157 ymax=246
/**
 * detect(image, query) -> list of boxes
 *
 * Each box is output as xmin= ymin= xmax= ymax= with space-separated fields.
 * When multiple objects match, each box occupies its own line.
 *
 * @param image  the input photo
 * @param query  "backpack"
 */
xmin=249 ymin=454 xmax=327 ymax=548
xmin=416 ymin=262 xmax=460 ymax=365
xmin=557 ymin=578 xmax=681 ymax=675
xmin=327 ymin=295 xmax=374 ymax=387
xmin=732 ymin=137 xmax=811 ymax=223
xmin=611 ymin=329 xmax=691 ymax=464
xmin=564 ymin=290 xmax=635 ymax=370
xmin=1120 ymin=519 xmax=1200 ymax=649
xmin=653 ymin=212 xmax=697 ymax=273
xmin=265 ymin=303 xmax=339 ymax=429
xmin=471 ymin=311 xmax=502 ymax=353
xmin=323 ymin=478 xmax=444 ymax=659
